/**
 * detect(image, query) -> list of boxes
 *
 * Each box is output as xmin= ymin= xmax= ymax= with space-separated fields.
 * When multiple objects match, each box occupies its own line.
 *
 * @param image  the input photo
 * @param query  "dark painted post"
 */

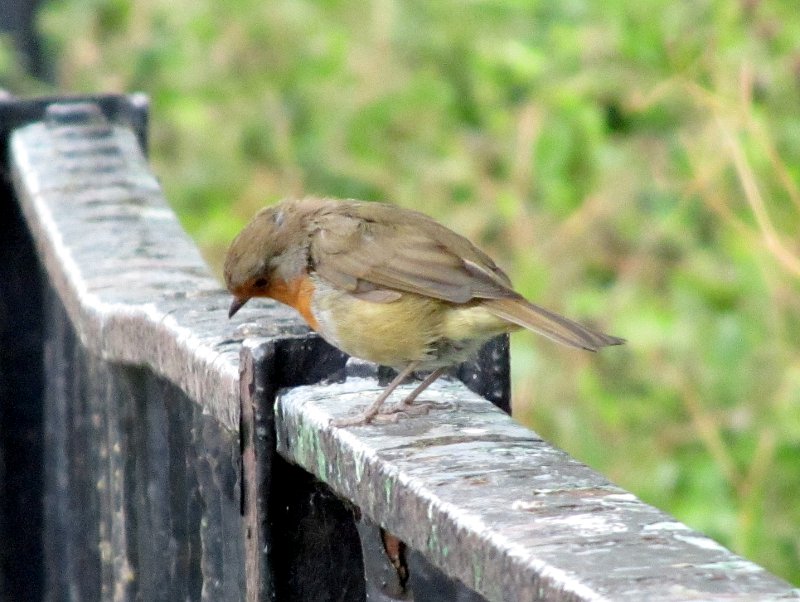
xmin=0 ymin=103 xmax=45 ymax=602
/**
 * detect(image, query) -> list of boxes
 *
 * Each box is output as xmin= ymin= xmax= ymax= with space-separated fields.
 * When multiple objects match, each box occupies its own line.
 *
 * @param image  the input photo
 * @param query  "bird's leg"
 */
xmin=378 ymin=367 xmax=449 ymax=418
xmin=397 ymin=367 xmax=447 ymax=408
xmin=332 ymin=362 xmax=419 ymax=427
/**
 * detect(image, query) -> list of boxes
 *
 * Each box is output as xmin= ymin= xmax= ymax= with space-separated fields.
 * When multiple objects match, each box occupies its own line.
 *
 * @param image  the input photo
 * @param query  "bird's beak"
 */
xmin=228 ymin=295 xmax=250 ymax=318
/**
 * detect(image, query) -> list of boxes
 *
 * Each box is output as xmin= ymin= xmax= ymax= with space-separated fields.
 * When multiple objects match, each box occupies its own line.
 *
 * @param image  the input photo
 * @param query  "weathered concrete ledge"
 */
xmin=7 ymin=102 xmax=305 ymax=431
xmin=277 ymin=378 xmax=800 ymax=601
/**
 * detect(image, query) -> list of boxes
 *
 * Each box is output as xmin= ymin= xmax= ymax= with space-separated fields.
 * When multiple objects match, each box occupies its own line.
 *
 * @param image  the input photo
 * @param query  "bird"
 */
xmin=224 ymin=197 xmax=624 ymax=426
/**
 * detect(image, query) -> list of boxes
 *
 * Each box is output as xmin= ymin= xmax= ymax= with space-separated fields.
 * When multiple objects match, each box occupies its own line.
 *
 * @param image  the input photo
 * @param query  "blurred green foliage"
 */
xmin=5 ymin=0 xmax=800 ymax=584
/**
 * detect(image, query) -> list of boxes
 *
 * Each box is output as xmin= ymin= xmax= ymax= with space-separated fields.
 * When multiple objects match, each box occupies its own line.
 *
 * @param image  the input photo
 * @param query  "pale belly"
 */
xmin=309 ymin=276 xmax=516 ymax=369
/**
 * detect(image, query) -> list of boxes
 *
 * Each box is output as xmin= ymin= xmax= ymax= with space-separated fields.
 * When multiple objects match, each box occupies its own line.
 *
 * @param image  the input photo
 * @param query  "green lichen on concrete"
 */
xmin=426 ymin=521 xmax=440 ymax=556
xmin=353 ymin=451 xmax=364 ymax=483
xmin=383 ymin=475 xmax=393 ymax=504
xmin=291 ymin=411 xmax=329 ymax=482
xmin=472 ymin=557 xmax=484 ymax=591
xmin=313 ymin=438 xmax=329 ymax=483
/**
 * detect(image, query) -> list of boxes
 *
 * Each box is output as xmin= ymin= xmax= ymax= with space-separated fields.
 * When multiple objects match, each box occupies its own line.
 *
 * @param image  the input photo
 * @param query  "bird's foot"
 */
xmin=374 ymin=402 xmax=434 ymax=424
xmin=331 ymin=411 xmax=379 ymax=427
xmin=331 ymin=405 xmax=428 ymax=427
xmin=380 ymin=398 xmax=454 ymax=419
xmin=380 ymin=401 xmax=433 ymax=418
xmin=331 ymin=400 xmax=453 ymax=427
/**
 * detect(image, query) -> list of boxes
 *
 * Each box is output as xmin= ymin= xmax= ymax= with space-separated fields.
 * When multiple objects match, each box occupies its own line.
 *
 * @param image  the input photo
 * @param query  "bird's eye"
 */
xmin=254 ymin=278 xmax=268 ymax=288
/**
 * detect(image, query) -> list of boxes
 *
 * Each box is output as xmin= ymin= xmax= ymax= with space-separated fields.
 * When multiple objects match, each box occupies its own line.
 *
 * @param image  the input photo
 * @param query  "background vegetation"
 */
xmin=3 ymin=0 xmax=799 ymax=585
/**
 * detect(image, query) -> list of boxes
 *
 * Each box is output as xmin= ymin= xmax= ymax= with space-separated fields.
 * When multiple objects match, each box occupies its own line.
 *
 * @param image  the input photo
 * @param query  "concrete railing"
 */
xmin=1 ymin=95 xmax=797 ymax=601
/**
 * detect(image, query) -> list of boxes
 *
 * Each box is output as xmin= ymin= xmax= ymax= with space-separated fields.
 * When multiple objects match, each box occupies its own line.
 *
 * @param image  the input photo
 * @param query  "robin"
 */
xmin=225 ymin=197 xmax=624 ymax=426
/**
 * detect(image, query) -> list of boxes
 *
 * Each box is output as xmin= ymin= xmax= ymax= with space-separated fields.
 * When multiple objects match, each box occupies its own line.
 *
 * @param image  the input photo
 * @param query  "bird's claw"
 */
xmin=331 ymin=399 xmax=454 ymax=428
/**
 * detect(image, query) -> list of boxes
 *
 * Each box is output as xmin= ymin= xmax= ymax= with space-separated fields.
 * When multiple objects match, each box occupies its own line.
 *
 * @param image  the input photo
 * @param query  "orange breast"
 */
xmin=264 ymin=274 xmax=320 ymax=331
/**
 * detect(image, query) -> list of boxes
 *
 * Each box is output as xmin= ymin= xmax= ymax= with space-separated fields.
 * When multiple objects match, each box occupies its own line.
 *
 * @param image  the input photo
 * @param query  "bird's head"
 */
xmin=224 ymin=200 xmax=317 ymax=317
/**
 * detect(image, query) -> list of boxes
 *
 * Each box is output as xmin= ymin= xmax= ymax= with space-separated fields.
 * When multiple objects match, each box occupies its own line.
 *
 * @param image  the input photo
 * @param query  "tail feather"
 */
xmin=483 ymin=297 xmax=625 ymax=351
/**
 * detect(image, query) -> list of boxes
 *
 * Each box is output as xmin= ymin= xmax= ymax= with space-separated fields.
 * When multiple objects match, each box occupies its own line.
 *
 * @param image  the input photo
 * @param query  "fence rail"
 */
xmin=1 ymin=95 xmax=797 ymax=601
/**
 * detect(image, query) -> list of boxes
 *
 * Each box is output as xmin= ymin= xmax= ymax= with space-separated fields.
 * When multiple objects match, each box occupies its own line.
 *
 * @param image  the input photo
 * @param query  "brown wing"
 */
xmin=308 ymin=201 xmax=514 ymax=303
xmin=307 ymin=199 xmax=625 ymax=351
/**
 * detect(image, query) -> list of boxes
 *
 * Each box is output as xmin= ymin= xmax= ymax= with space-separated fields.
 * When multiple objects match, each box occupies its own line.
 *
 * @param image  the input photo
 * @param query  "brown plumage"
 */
xmin=225 ymin=197 xmax=624 ymax=425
